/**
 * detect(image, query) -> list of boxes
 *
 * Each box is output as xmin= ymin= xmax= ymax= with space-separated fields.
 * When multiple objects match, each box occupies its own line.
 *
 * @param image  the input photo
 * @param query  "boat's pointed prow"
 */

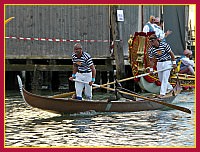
xmin=17 ymin=75 xmax=23 ymax=95
xmin=17 ymin=75 xmax=30 ymax=106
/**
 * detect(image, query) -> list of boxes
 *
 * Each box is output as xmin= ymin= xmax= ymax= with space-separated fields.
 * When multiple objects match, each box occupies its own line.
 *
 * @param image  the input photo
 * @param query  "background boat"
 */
xmin=128 ymin=32 xmax=195 ymax=93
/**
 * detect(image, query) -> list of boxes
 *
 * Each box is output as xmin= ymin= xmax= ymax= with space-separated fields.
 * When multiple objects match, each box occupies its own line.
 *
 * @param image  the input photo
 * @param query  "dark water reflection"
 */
xmin=5 ymin=91 xmax=195 ymax=147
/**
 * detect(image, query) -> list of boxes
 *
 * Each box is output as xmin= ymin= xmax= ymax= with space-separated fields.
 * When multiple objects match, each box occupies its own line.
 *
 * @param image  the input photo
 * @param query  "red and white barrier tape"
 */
xmin=5 ymin=36 xmax=122 ymax=43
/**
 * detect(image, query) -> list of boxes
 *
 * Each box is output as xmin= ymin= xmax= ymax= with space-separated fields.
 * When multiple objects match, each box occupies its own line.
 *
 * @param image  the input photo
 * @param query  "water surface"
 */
xmin=5 ymin=90 xmax=195 ymax=147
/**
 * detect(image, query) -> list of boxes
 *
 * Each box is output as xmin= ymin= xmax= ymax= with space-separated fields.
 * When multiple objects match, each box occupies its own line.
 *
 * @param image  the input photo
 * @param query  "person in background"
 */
xmin=176 ymin=49 xmax=195 ymax=75
xmin=69 ymin=43 xmax=96 ymax=100
xmin=143 ymin=15 xmax=156 ymax=33
xmin=154 ymin=17 xmax=172 ymax=42
xmin=148 ymin=34 xmax=177 ymax=98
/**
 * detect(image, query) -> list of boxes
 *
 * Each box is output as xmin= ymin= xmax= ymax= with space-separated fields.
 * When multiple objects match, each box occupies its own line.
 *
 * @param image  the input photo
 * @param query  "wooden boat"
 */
xmin=17 ymin=75 xmax=185 ymax=114
xmin=138 ymin=73 xmax=195 ymax=93
xmin=128 ymin=32 xmax=195 ymax=93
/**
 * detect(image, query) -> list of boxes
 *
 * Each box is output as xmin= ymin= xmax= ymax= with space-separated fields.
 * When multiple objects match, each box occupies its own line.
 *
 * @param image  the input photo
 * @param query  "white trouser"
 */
xmin=157 ymin=61 xmax=173 ymax=95
xmin=75 ymin=72 xmax=92 ymax=100
xmin=188 ymin=65 xmax=195 ymax=75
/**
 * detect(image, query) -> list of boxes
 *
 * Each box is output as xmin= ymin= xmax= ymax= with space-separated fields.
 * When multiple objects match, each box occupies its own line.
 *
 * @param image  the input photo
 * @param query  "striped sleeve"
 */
xmin=72 ymin=53 xmax=76 ymax=63
xmin=84 ymin=52 xmax=94 ymax=67
xmin=148 ymin=47 xmax=153 ymax=58
xmin=164 ymin=43 xmax=172 ymax=53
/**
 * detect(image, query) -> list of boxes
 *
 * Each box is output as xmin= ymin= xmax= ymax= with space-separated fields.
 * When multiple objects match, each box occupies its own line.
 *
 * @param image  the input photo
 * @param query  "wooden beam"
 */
xmin=6 ymin=64 xmax=113 ymax=72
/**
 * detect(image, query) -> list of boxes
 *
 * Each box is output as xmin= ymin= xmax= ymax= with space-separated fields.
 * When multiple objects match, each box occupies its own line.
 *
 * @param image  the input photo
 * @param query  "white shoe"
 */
xmin=166 ymin=89 xmax=173 ymax=94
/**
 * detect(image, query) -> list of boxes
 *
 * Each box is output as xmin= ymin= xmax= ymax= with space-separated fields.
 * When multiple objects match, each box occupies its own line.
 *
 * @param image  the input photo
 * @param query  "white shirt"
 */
xmin=143 ymin=22 xmax=156 ymax=33
xmin=154 ymin=24 xmax=165 ymax=39
xmin=181 ymin=57 xmax=194 ymax=67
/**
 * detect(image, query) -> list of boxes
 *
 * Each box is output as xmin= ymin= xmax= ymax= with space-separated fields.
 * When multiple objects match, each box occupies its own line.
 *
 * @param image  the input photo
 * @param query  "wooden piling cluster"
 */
xmin=5 ymin=58 xmax=116 ymax=91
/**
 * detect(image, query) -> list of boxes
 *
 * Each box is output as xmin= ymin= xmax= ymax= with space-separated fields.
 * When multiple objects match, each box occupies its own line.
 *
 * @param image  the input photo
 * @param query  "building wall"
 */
xmin=119 ymin=5 xmax=160 ymax=55
xmin=5 ymin=5 xmax=111 ymax=59
xmin=5 ymin=5 xmax=161 ymax=59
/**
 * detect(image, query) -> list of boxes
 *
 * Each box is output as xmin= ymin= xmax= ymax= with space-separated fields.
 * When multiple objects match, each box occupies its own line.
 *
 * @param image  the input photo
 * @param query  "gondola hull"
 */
xmin=17 ymin=76 xmax=181 ymax=114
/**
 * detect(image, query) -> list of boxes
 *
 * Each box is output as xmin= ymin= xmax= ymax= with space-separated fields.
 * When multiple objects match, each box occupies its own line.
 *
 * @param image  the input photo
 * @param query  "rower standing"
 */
xmin=148 ymin=34 xmax=177 ymax=98
xmin=69 ymin=43 xmax=96 ymax=100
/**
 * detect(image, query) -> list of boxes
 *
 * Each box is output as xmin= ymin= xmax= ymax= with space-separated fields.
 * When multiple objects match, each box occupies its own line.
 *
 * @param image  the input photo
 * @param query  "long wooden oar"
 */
xmin=51 ymin=67 xmax=172 ymax=98
xmin=99 ymin=67 xmax=173 ymax=86
xmin=117 ymin=90 xmax=191 ymax=114
xmin=51 ymin=90 xmax=76 ymax=98
xmin=73 ymin=79 xmax=191 ymax=114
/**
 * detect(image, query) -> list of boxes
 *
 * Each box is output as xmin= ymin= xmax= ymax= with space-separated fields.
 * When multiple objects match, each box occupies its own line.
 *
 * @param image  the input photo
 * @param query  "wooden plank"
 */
xmin=6 ymin=6 xmax=111 ymax=58
xmin=6 ymin=64 xmax=113 ymax=72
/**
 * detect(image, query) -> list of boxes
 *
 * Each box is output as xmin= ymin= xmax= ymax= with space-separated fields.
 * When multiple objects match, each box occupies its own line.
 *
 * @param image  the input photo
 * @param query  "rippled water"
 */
xmin=5 ymin=90 xmax=195 ymax=147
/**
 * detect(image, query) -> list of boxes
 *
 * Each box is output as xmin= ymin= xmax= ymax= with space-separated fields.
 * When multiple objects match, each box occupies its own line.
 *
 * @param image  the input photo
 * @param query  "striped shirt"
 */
xmin=72 ymin=52 xmax=94 ymax=72
xmin=148 ymin=42 xmax=172 ymax=62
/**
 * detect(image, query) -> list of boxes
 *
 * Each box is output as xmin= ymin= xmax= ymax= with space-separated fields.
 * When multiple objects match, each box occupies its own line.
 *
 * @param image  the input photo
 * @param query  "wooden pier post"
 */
xmin=110 ymin=6 xmax=125 ymax=80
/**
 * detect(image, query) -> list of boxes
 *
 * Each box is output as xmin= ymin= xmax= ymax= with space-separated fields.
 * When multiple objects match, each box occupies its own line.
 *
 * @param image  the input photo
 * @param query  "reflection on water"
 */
xmin=5 ymin=91 xmax=195 ymax=147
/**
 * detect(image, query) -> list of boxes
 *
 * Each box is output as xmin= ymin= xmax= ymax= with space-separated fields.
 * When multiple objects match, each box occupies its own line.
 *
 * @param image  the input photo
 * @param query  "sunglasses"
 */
xmin=75 ymin=48 xmax=82 ymax=50
xmin=149 ymin=39 xmax=156 ymax=42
